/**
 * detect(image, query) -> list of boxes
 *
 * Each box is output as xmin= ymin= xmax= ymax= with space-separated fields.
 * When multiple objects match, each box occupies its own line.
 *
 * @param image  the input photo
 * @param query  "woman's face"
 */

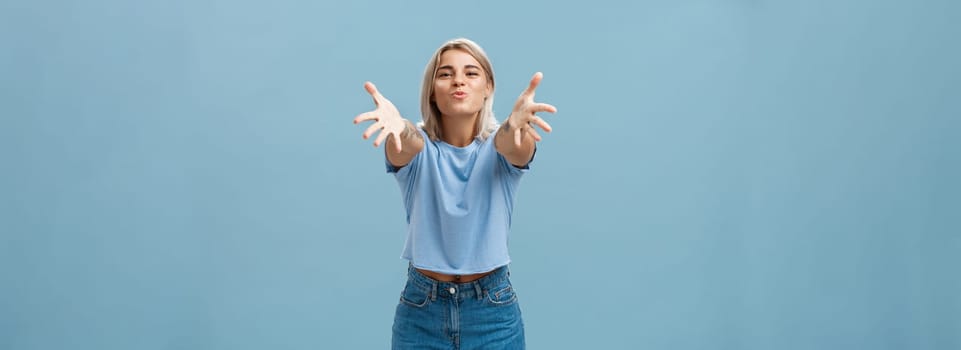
xmin=432 ymin=49 xmax=491 ymax=120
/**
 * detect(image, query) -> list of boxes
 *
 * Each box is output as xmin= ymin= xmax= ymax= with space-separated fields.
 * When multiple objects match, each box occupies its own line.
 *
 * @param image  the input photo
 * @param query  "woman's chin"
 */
xmin=440 ymin=108 xmax=482 ymax=119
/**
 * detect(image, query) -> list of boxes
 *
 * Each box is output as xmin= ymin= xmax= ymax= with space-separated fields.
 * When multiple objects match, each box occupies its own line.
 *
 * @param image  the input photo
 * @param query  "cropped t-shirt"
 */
xmin=387 ymin=127 xmax=528 ymax=275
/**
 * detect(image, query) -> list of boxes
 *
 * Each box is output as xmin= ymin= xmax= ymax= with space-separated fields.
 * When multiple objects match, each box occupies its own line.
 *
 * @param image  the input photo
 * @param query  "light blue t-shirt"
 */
xmin=387 ymin=127 xmax=529 ymax=275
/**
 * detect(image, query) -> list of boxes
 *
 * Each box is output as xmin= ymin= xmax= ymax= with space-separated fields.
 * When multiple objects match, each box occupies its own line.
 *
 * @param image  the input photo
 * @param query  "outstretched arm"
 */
xmin=353 ymin=82 xmax=424 ymax=169
xmin=495 ymin=72 xmax=558 ymax=167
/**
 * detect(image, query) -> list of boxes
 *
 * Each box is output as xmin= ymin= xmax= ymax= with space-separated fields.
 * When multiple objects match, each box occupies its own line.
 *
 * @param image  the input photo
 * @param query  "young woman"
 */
xmin=353 ymin=38 xmax=556 ymax=349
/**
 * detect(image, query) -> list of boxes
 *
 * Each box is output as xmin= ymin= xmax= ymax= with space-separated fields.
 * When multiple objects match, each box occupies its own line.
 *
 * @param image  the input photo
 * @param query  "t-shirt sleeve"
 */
xmin=385 ymin=154 xmax=404 ymax=173
xmin=387 ymin=149 xmax=422 ymax=178
xmin=498 ymin=146 xmax=534 ymax=176
xmin=387 ymin=130 xmax=428 ymax=221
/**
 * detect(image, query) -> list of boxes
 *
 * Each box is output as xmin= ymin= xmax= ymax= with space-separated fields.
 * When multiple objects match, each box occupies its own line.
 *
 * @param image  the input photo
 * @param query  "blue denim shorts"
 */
xmin=391 ymin=264 xmax=525 ymax=349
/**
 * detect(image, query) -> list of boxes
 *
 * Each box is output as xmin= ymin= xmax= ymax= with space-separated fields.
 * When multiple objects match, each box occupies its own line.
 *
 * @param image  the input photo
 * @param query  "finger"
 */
xmin=393 ymin=131 xmax=403 ymax=153
xmin=353 ymin=111 xmax=377 ymax=124
xmin=373 ymin=127 xmax=390 ymax=147
xmin=522 ymin=72 xmax=543 ymax=97
xmin=528 ymin=102 xmax=557 ymax=114
xmin=514 ymin=127 xmax=523 ymax=147
xmin=530 ymin=116 xmax=553 ymax=133
xmin=526 ymin=126 xmax=542 ymax=142
xmin=364 ymin=81 xmax=382 ymax=105
xmin=363 ymin=121 xmax=383 ymax=139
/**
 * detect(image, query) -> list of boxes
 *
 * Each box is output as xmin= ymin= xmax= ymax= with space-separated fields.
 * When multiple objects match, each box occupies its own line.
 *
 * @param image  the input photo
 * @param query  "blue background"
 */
xmin=2 ymin=0 xmax=959 ymax=348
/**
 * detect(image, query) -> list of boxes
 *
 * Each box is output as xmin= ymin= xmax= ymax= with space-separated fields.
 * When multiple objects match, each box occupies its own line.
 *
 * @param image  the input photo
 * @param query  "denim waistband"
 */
xmin=406 ymin=264 xmax=510 ymax=300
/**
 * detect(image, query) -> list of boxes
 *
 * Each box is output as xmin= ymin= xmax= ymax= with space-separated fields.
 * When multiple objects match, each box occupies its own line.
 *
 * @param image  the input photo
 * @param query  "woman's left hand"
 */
xmin=505 ymin=72 xmax=558 ymax=147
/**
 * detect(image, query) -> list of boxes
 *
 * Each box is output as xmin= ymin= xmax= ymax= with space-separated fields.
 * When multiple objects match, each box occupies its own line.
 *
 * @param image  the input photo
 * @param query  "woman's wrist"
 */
xmin=503 ymin=116 xmax=522 ymax=132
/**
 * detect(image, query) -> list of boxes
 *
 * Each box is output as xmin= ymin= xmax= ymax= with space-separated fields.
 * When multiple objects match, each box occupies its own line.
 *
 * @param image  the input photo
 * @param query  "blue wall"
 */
xmin=2 ymin=0 xmax=959 ymax=348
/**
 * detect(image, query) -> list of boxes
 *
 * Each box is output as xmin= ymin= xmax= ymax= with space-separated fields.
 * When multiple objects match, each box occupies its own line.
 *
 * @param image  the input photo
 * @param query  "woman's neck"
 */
xmin=440 ymin=113 xmax=478 ymax=147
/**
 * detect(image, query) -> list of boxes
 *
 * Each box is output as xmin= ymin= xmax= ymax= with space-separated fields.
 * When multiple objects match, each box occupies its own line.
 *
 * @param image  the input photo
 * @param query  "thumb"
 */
xmin=364 ymin=81 xmax=382 ymax=104
xmin=523 ymin=72 xmax=543 ymax=97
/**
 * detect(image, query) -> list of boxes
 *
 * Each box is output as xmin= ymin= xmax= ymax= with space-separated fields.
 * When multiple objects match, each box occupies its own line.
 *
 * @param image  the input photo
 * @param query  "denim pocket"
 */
xmin=485 ymin=283 xmax=517 ymax=305
xmin=399 ymin=283 xmax=431 ymax=308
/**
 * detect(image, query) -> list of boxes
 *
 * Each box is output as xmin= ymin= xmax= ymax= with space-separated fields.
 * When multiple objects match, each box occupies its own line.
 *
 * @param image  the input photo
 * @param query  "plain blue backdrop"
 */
xmin=2 ymin=0 xmax=959 ymax=349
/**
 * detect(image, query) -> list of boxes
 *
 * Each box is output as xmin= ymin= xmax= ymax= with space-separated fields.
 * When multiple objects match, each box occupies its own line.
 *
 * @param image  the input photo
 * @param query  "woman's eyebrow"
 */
xmin=437 ymin=65 xmax=481 ymax=70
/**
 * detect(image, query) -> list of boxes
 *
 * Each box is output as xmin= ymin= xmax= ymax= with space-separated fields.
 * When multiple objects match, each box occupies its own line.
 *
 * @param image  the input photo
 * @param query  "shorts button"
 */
xmin=449 ymin=287 xmax=456 ymax=294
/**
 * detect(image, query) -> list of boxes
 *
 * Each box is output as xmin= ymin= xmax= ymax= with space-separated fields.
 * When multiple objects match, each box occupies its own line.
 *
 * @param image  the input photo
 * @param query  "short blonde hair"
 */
xmin=419 ymin=38 xmax=497 ymax=142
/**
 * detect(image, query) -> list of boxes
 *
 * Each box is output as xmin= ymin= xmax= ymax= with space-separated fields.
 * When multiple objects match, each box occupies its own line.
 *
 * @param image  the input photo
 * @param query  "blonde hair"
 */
xmin=419 ymin=38 xmax=497 ymax=142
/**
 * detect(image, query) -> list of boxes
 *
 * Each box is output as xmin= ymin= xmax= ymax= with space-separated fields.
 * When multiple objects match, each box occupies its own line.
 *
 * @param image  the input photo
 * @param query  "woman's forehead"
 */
xmin=438 ymin=49 xmax=481 ymax=68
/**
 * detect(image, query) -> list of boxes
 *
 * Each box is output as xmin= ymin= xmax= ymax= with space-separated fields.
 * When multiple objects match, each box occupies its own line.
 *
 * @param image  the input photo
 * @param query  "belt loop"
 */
xmin=473 ymin=281 xmax=483 ymax=300
xmin=430 ymin=281 xmax=437 ymax=301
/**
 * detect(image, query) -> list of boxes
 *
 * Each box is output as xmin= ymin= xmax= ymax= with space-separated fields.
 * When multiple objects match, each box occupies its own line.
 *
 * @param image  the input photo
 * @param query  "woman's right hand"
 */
xmin=353 ymin=82 xmax=406 ymax=153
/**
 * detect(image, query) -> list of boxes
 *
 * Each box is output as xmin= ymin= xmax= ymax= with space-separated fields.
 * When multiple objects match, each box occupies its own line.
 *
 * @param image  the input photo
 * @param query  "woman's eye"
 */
xmin=438 ymin=72 xmax=451 ymax=78
xmin=467 ymin=72 xmax=479 ymax=76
